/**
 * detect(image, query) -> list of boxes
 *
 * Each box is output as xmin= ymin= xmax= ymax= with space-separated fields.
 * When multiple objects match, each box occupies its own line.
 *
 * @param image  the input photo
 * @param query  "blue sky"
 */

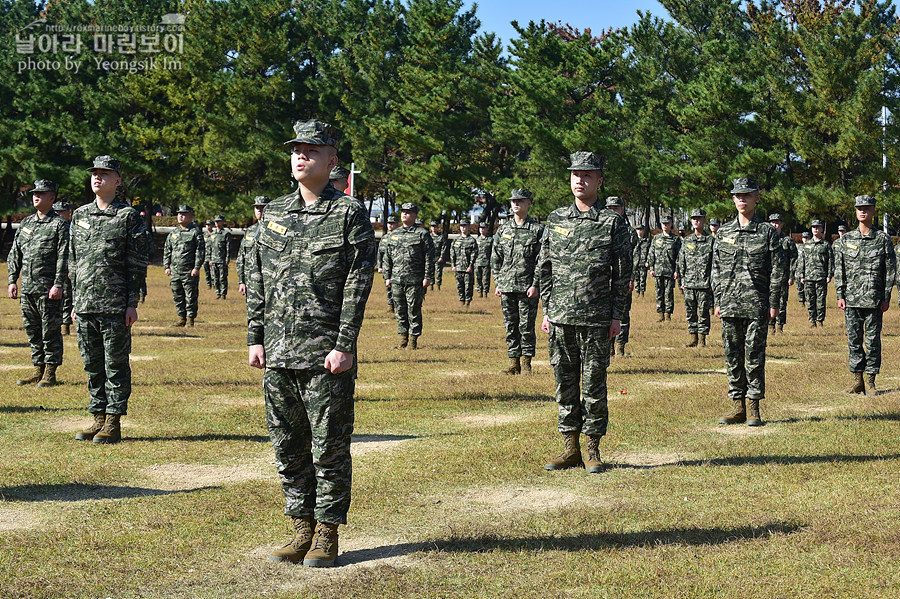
xmin=463 ymin=0 xmax=669 ymax=47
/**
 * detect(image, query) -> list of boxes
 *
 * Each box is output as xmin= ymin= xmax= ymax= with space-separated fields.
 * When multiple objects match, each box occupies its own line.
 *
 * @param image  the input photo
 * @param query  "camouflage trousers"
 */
xmin=263 ymin=366 xmax=355 ymax=525
xmin=614 ymin=290 xmax=634 ymax=345
xmin=845 ymin=307 xmax=883 ymax=374
xmin=385 ymin=280 xmax=394 ymax=308
xmin=683 ymin=288 xmax=712 ymax=335
xmin=501 ymin=292 xmax=538 ymax=357
xmin=204 ymin=261 xmax=212 ymax=287
xmin=21 ymin=293 xmax=64 ymax=365
xmin=456 ymin=271 xmax=474 ymax=302
xmin=170 ymin=273 xmax=200 ymax=318
xmin=475 ymin=265 xmax=491 ymax=293
xmin=62 ymin=277 xmax=73 ymax=325
xmin=796 ymin=280 xmax=805 ymax=303
xmin=776 ymin=280 xmax=790 ymax=325
xmin=805 ymin=280 xmax=827 ymax=323
xmin=549 ymin=323 xmax=610 ymax=437
xmin=434 ymin=262 xmax=444 ymax=287
xmin=211 ymin=262 xmax=228 ymax=297
xmin=76 ymin=313 xmax=132 ymax=415
xmin=393 ymin=283 xmax=424 ymax=336
xmin=654 ymin=276 xmax=675 ymax=314
xmin=634 ymin=266 xmax=648 ymax=293
xmin=721 ymin=316 xmax=769 ymax=400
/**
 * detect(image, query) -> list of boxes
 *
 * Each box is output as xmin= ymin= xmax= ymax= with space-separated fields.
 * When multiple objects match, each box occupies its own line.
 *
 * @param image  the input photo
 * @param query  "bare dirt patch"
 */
xmin=434 ymin=329 xmax=465 ymax=333
xmin=355 ymin=382 xmax=390 ymax=391
xmin=784 ymin=404 xmax=838 ymax=415
xmin=0 ymin=506 xmax=38 ymax=532
xmin=458 ymin=486 xmax=585 ymax=512
xmin=437 ymin=369 xmax=478 ymax=378
xmin=140 ymin=462 xmax=269 ymax=491
xmin=449 ymin=413 xmax=526 ymax=427
xmin=648 ymin=346 xmax=678 ymax=351
xmin=609 ymin=451 xmax=683 ymax=467
xmin=47 ymin=417 xmax=146 ymax=433
xmin=645 ymin=380 xmax=689 ymax=389
xmin=205 ymin=395 xmax=262 ymax=408
xmin=351 ymin=438 xmax=411 ymax=457
xmin=130 ymin=355 xmax=157 ymax=361
xmin=0 ymin=364 xmax=33 ymax=371
xmin=211 ymin=348 xmax=243 ymax=354
xmin=710 ymin=425 xmax=775 ymax=436
xmin=768 ymin=358 xmax=799 ymax=365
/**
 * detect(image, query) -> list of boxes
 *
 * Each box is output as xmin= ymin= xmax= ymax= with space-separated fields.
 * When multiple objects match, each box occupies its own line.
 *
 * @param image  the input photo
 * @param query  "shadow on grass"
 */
xmin=624 ymin=453 xmax=900 ymax=469
xmin=132 ymin=331 xmax=204 ymax=339
xmin=133 ymin=434 xmax=270 ymax=443
xmin=337 ymin=542 xmax=429 ymax=566
xmin=0 ymin=342 xmax=29 ymax=348
xmin=362 ymin=357 xmax=451 ymax=365
xmin=0 ymin=405 xmax=79 ymax=414
xmin=353 ymin=434 xmax=421 ymax=443
xmin=429 ymin=522 xmax=803 ymax=553
xmin=0 ymin=483 xmax=216 ymax=502
xmin=613 ymin=367 xmax=725 ymax=376
xmin=776 ymin=411 xmax=900 ymax=424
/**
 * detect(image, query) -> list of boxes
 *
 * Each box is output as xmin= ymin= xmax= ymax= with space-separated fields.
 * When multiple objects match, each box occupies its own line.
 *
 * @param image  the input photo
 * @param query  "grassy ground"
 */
xmin=1 ymin=264 xmax=899 ymax=598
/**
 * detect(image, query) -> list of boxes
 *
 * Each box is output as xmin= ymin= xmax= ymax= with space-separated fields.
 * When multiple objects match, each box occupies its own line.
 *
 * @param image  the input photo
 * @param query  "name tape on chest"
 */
xmin=719 ymin=236 xmax=736 ymax=245
xmin=686 ymin=243 xmax=695 ymax=250
xmin=845 ymin=243 xmax=858 ymax=250
xmin=21 ymin=226 xmax=32 ymax=234
xmin=76 ymin=219 xmax=90 ymax=230
xmin=502 ymin=232 xmax=514 ymax=239
xmin=552 ymin=226 xmax=571 ymax=238
xmin=267 ymin=221 xmax=287 ymax=235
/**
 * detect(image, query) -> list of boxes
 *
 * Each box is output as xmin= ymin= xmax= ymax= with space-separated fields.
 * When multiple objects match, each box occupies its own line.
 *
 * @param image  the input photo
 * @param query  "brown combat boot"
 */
xmin=718 ymin=399 xmax=747 ymax=425
xmin=768 ymin=322 xmax=776 ymax=335
xmin=502 ymin=357 xmax=521 ymax=375
xmin=303 ymin=522 xmax=339 ymax=568
xmin=92 ymin=414 xmax=121 ymax=444
xmin=866 ymin=373 xmax=877 ymax=396
xmin=615 ymin=342 xmax=626 ymax=357
xmin=684 ymin=333 xmax=698 ymax=348
xmin=665 ymin=313 xmax=671 ymax=321
xmin=37 ymin=364 xmax=59 ymax=388
xmin=188 ymin=317 xmax=195 ymax=327
xmin=699 ymin=334 xmax=707 ymax=347
xmin=17 ymin=364 xmax=45 ymax=386
xmin=63 ymin=324 xmax=70 ymax=335
xmin=845 ymin=372 xmax=865 ymax=394
xmin=393 ymin=334 xmax=409 ymax=349
xmin=171 ymin=316 xmax=186 ymax=328
xmin=809 ymin=321 xmax=817 ymax=328
xmin=747 ymin=399 xmax=763 ymax=426
xmin=409 ymin=336 xmax=419 ymax=350
xmin=386 ymin=304 xmax=394 ymax=313
xmin=521 ymin=356 xmax=532 ymax=375
xmin=777 ymin=324 xmax=784 ymax=333
xmin=269 ymin=516 xmax=315 ymax=563
xmin=544 ymin=432 xmax=583 ymax=470
xmin=75 ymin=413 xmax=106 ymax=441
xmin=584 ymin=435 xmax=605 ymax=473
xmin=656 ymin=313 xmax=665 ymax=323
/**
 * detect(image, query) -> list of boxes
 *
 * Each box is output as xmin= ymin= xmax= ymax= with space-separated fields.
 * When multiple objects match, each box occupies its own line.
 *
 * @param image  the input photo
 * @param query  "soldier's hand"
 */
xmin=714 ymin=306 xmax=721 ymax=318
xmin=827 ymin=277 xmax=832 ymax=284
xmin=526 ymin=286 xmax=537 ymax=298
xmin=239 ymin=283 xmax=246 ymax=296
xmin=608 ymin=319 xmax=621 ymax=339
xmin=880 ymin=300 xmax=889 ymax=313
xmin=838 ymin=299 xmax=846 ymax=311
xmin=649 ymin=270 xmax=655 ymax=278
xmin=71 ymin=309 xmax=76 ymax=322
xmin=8 ymin=284 xmax=18 ymax=299
xmin=768 ymin=308 xmax=777 ymax=320
xmin=496 ymin=288 xmax=503 ymax=297
xmin=385 ymin=278 xmax=391 ymax=288
xmin=125 ymin=307 xmax=138 ymax=327
xmin=789 ymin=278 xmax=794 ymax=286
xmin=165 ymin=268 xmax=171 ymax=276
xmin=249 ymin=344 xmax=266 ymax=369
xmin=628 ymin=281 xmax=635 ymax=293
xmin=541 ymin=315 xmax=551 ymax=334
xmin=48 ymin=285 xmax=62 ymax=300
xmin=422 ymin=279 xmax=431 ymax=288
xmin=191 ymin=269 xmax=199 ymax=277
xmin=466 ymin=267 xmax=472 ymax=273
xmin=377 ymin=267 xmax=383 ymax=273
xmin=673 ymin=272 xmax=679 ymax=280
xmin=324 ymin=349 xmax=353 ymax=374
xmin=451 ymin=267 xmax=456 ymax=272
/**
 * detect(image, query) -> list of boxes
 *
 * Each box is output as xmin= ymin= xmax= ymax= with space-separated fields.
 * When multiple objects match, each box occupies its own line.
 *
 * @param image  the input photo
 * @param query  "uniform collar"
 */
xmin=33 ymin=210 xmax=57 ymax=222
xmin=285 ymin=183 xmax=340 ymax=214
xmin=565 ymin=201 xmax=602 ymax=220
xmin=88 ymin=200 xmax=125 ymax=215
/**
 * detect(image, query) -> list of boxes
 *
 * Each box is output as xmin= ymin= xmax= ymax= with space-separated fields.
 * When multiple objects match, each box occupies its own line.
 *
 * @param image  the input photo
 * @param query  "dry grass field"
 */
xmin=1 ymin=263 xmax=899 ymax=598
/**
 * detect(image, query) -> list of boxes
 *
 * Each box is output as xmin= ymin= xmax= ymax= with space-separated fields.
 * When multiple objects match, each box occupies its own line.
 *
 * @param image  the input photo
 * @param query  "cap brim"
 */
xmin=567 ymin=166 xmax=603 ymax=171
xmin=284 ymin=137 xmax=329 ymax=146
xmin=87 ymin=167 xmax=120 ymax=174
xmin=730 ymin=187 xmax=757 ymax=194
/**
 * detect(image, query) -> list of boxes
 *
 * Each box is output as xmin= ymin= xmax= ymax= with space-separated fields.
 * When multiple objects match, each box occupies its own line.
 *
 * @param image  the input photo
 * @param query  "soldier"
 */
xmin=383 ymin=203 xmax=434 ymax=349
xmin=677 ymin=208 xmax=714 ymax=347
xmin=633 ymin=224 xmax=651 ymax=297
xmin=376 ymin=214 xmax=400 ymax=312
xmin=709 ymin=218 xmax=721 ymax=238
xmin=429 ymin=219 xmax=445 ymax=290
xmin=713 ymin=178 xmax=783 ymax=427
xmin=203 ymin=219 xmax=214 ymax=289
xmin=647 ymin=214 xmax=681 ymax=321
xmin=796 ymin=231 xmax=812 ymax=303
xmin=451 ymin=221 xmax=477 ymax=305
xmin=163 ymin=205 xmax=205 ymax=327
xmin=834 ymin=195 xmax=895 ymax=395
xmin=492 ymin=188 xmax=543 ymax=375
xmin=540 ymin=151 xmax=632 ymax=474
xmin=7 ymin=179 xmax=69 ymax=388
xmin=236 ymin=196 xmax=269 ymax=299
xmin=53 ymin=200 xmax=75 ymax=335
xmin=605 ymin=197 xmax=637 ymax=357
xmin=329 ymin=165 xmax=350 ymax=193
xmin=768 ymin=214 xmax=797 ymax=333
xmin=70 ymin=156 xmax=148 ymax=444
xmin=208 ymin=214 xmax=231 ymax=299
xmin=798 ymin=219 xmax=832 ymax=327
xmin=474 ymin=222 xmax=493 ymax=297
xmin=247 ymin=119 xmax=375 ymax=568
xmin=837 ymin=224 xmax=848 ymax=238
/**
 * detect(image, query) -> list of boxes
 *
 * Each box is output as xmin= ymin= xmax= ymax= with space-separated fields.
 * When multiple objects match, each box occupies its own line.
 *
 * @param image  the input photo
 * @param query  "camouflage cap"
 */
xmin=810 ymin=219 xmax=825 ymax=228
xmin=605 ymin=196 xmax=624 ymax=208
xmin=567 ymin=151 xmax=605 ymax=171
xmin=635 ymin=223 xmax=647 ymax=229
xmin=214 ymin=214 xmax=225 ymax=221
xmin=176 ymin=204 xmax=194 ymax=214
xmin=709 ymin=218 xmax=721 ymax=226
xmin=52 ymin=200 xmax=70 ymax=211
xmin=205 ymin=219 xmax=213 ymax=225
xmin=478 ymin=221 xmax=490 ymax=228
xmin=660 ymin=214 xmax=673 ymax=224
xmin=690 ymin=208 xmax=706 ymax=218
xmin=329 ymin=165 xmax=350 ymax=180
xmin=415 ymin=218 xmax=424 ymax=225
xmin=837 ymin=224 xmax=848 ymax=231
xmin=802 ymin=231 xmax=812 ymax=238
xmin=386 ymin=214 xmax=399 ymax=223
xmin=458 ymin=220 xmax=471 ymax=227
xmin=284 ymin=119 xmax=341 ymax=148
xmin=429 ymin=220 xmax=439 ymax=227
xmin=855 ymin=194 xmax=876 ymax=207
xmin=509 ymin=188 xmax=533 ymax=201
xmin=729 ymin=177 xmax=759 ymax=194
xmin=252 ymin=195 xmax=270 ymax=207
xmin=768 ymin=213 xmax=782 ymax=222
xmin=28 ymin=179 xmax=58 ymax=193
xmin=87 ymin=155 xmax=122 ymax=174
xmin=400 ymin=202 xmax=418 ymax=213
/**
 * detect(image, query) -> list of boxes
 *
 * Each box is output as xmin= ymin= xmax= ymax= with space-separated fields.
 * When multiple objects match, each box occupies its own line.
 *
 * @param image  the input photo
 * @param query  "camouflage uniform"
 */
xmin=633 ymin=231 xmax=651 ymax=293
xmin=430 ymin=224 xmax=445 ymax=288
xmin=208 ymin=220 xmax=231 ymax=298
xmin=163 ymin=215 xmax=205 ymax=319
xmin=7 ymin=188 xmax=69 ymax=367
xmin=771 ymin=217 xmax=797 ymax=326
xmin=70 ymin=158 xmax=148 ymax=416
xmin=54 ymin=200 xmax=75 ymax=326
xmin=451 ymin=232 xmax=478 ymax=303
xmin=203 ymin=222 xmax=214 ymax=288
xmin=236 ymin=197 xmax=269 ymax=300
xmin=492 ymin=213 xmax=543 ymax=358
xmin=377 ymin=215 xmax=399 ymax=310
xmin=382 ymin=212 xmax=435 ymax=337
xmin=796 ymin=234 xmax=810 ymax=302
xmin=647 ymin=229 xmax=681 ymax=314
xmin=247 ymin=120 xmax=375 ymax=525
xmin=677 ymin=230 xmax=714 ymax=335
xmin=474 ymin=231 xmax=493 ymax=295
xmin=798 ymin=228 xmax=832 ymax=324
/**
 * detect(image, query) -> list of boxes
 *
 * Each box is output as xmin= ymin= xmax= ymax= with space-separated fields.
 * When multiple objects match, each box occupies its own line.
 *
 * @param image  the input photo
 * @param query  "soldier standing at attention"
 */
xmin=796 ymin=231 xmax=811 ymax=304
xmin=647 ymin=214 xmax=681 ymax=321
xmin=540 ymin=152 xmax=632 ymax=474
xmin=247 ymin=119 xmax=375 ymax=568
xmin=203 ymin=220 xmax=214 ymax=289
xmin=834 ymin=195 xmax=895 ymax=396
xmin=708 ymin=218 xmax=721 ymax=238
xmin=451 ymin=221 xmax=478 ymax=306
xmin=798 ymin=219 xmax=832 ymax=327
xmin=633 ymin=224 xmax=651 ymax=297
xmin=7 ymin=180 xmax=69 ymax=388
xmin=377 ymin=214 xmax=400 ymax=312
xmin=492 ymin=188 xmax=543 ymax=375
xmin=713 ymin=178 xmax=783 ymax=427
xmin=236 ymin=196 xmax=269 ymax=299
xmin=53 ymin=200 xmax=74 ymax=335
xmin=383 ymin=203 xmax=434 ymax=350
xmin=767 ymin=214 xmax=797 ymax=333
xmin=474 ymin=222 xmax=493 ymax=298
xmin=677 ymin=208 xmax=714 ymax=348
xmin=70 ymin=156 xmax=148 ymax=444
xmin=605 ymin=197 xmax=636 ymax=357
xmin=429 ymin=220 xmax=445 ymax=290
xmin=208 ymin=215 xmax=231 ymax=299
xmin=163 ymin=205 xmax=205 ymax=327
xmin=329 ymin=165 xmax=350 ymax=193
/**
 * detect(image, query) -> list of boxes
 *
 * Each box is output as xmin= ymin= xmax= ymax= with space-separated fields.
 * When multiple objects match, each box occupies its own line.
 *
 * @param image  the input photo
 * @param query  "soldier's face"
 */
xmin=771 ymin=220 xmax=783 ymax=234
xmin=90 ymin=169 xmax=120 ymax=195
xmin=662 ymin=222 xmax=671 ymax=233
xmin=710 ymin=224 xmax=720 ymax=233
xmin=510 ymin=198 xmax=531 ymax=217
xmin=32 ymin=191 xmax=55 ymax=213
xmin=58 ymin=209 xmax=71 ymax=221
xmin=331 ymin=177 xmax=349 ymax=193
xmin=177 ymin=212 xmax=194 ymax=226
xmin=459 ymin=224 xmax=470 ymax=236
xmin=732 ymin=191 xmax=758 ymax=216
xmin=856 ymin=206 xmax=874 ymax=224
xmin=215 ymin=220 xmax=225 ymax=229
xmin=291 ymin=143 xmax=337 ymax=185
xmin=570 ymin=170 xmax=602 ymax=201
xmin=479 ymin=227 xmax=489 ymax=236
xmin=387 ymin=222 xmax=398 ymax=231
xmin=400 ymin=210 xmax=416 ymax=226
xmin=691 ymin=216 xmax=705 ymax=231
xmin=254 ymin=206 xmax=265 ymax=221
xmin=430 ymin=226 xmax=438 ymax=233
xmin=812 ymin=225 xmax=824 ymax=238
